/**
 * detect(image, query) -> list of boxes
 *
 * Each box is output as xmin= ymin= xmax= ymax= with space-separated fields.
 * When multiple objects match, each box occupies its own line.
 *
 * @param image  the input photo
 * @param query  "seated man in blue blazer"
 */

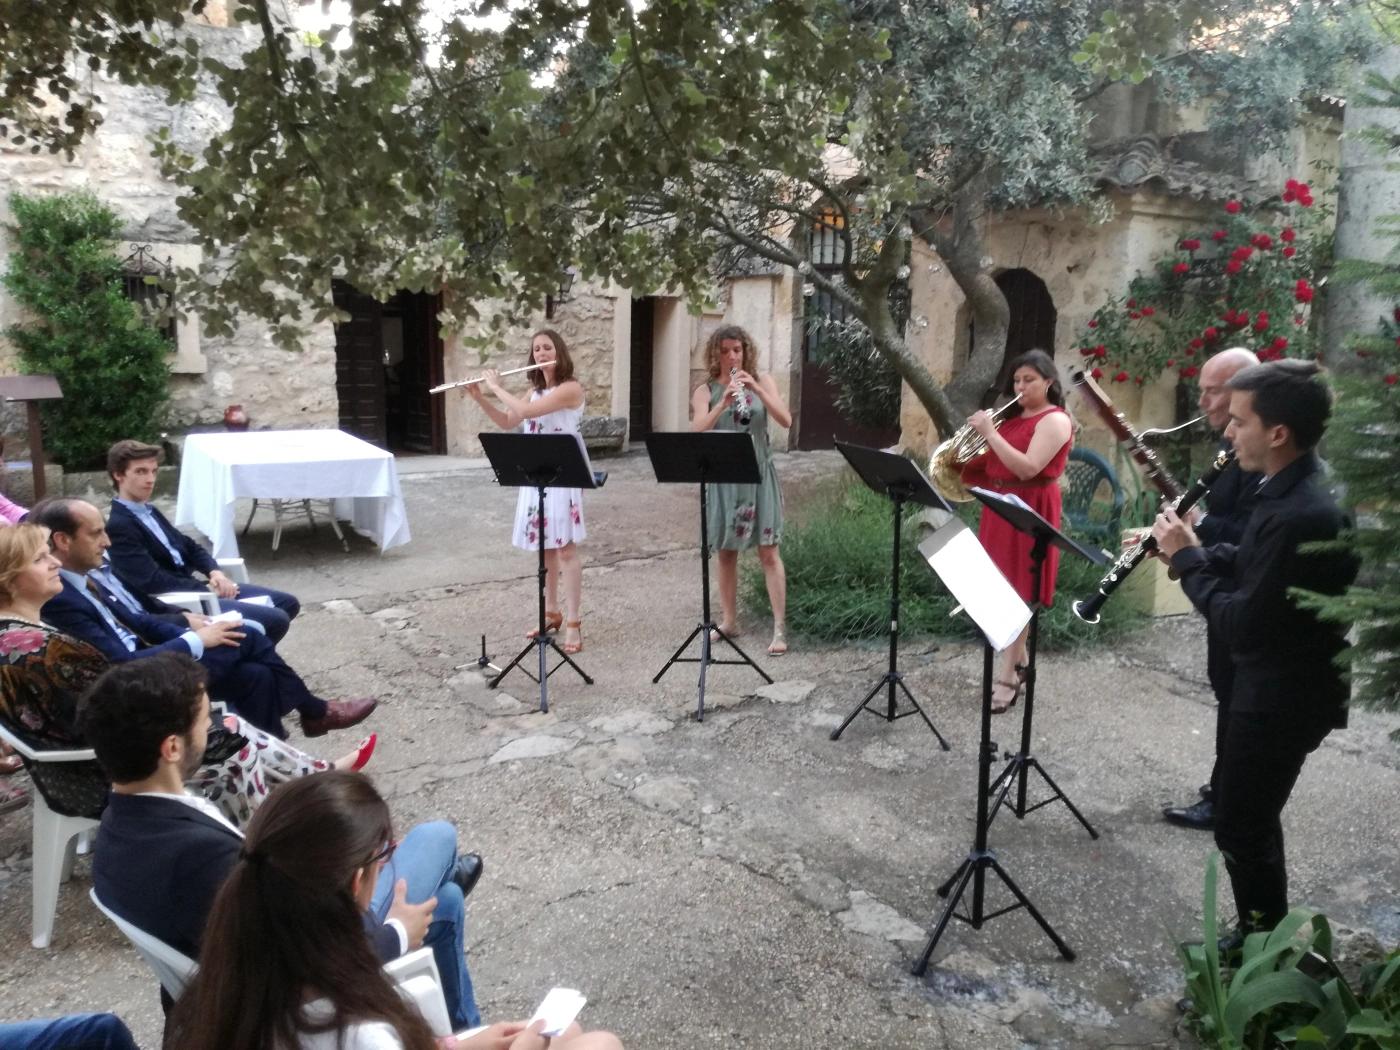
xmin=32 ymin=498 xmax=374 ymax=739
xmin=81 ymin=655 xmax=482 ymax=1028
xmin=105 ymin=439 xmax=299 ymax=642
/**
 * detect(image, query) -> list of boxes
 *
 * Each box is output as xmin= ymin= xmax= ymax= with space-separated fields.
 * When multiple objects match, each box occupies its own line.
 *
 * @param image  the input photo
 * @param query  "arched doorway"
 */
xmin=988 ymin=268 xmax=1056 ymax=401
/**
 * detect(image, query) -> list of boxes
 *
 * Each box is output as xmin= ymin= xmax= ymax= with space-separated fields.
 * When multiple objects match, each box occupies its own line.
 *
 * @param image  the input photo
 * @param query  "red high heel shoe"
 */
xmin=350 ymin=733 xmax=378 ymax=772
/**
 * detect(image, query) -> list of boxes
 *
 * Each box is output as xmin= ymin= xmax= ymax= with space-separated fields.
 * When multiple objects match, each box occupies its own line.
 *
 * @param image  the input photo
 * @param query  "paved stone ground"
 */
xmin=1 ymin=449 xmax=1397 ymax=1049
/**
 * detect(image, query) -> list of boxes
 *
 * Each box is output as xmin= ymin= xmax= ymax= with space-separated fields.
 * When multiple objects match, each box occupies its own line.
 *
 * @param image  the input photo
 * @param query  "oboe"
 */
xmin=428 ymin=361 xmax=553 ymax=395
xmin=1072 ymin=447 xmax=1236 ymax=625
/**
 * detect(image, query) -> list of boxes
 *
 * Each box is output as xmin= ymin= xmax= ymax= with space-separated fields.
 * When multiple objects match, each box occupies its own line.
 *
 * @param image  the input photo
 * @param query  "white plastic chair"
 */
xmin=90 ymin=889 xmax=197 ymax=998
xmin=153 ymin=590 xmax=221 ymax=616
xmin=384 ymin=947 xmax=453 ymax=1036
xmin=0 ymin=720 xmax=100 ymax=948
xmin=241 ymin=500 xmax=348 ymax=553
xmin=216 ymin=557 xmax=251 ymax=584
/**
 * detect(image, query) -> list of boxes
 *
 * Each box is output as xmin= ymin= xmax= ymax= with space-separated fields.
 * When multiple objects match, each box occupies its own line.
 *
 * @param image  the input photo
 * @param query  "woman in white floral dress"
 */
xmin=466 ymin=329 xmax=588 ymax=653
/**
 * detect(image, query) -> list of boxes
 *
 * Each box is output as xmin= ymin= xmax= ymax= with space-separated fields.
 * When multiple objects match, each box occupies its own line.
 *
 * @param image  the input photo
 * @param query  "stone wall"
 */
xmin=0 ymin=22 xmax=340 ymax=462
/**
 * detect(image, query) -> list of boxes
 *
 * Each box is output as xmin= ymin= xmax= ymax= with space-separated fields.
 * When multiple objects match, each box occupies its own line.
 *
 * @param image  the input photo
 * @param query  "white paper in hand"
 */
xmin=529 ymin=987 xmax=587 ymax=1038
xmin=209 ymin=610 xmax=244 ymax=625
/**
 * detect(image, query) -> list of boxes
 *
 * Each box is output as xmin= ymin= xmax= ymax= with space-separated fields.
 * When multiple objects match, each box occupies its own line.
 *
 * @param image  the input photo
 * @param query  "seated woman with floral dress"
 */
xmin=0 ymin=524 xmax=374 ymax=827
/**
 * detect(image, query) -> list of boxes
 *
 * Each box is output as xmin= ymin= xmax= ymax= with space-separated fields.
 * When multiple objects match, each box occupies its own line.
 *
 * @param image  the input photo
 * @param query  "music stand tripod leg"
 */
xmin=832 ymin=491 xmax=947 ymax=745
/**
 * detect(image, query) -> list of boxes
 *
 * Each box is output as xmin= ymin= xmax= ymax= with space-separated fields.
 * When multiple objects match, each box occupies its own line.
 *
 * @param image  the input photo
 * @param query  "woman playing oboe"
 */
xmin=960 ymin=349 xmax=1073 ymax=712
xmin=689 ymin=325 xmax=792 ymax=656
xmin=465 ymin=330 xmax=587 ymax=654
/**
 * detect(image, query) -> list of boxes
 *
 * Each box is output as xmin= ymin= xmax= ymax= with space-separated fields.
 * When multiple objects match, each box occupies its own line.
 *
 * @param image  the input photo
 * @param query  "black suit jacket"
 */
xmin=43 ymin=577 xmax=196 ymax=665
xmin=1195 ymin=440 xmax=1264 ymax=547
xmin=1172 ymin=453 xmax=1357 ymax=725
xmin=107 ymin=500 xmax=220 ymax=595
xmin=93 ymin=793 xmax=402 ymax=962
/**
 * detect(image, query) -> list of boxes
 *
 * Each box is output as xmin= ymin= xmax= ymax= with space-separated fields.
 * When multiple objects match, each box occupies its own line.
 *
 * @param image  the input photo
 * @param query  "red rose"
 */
xmin=1253 ymin=317 xmax=1269 ymax=332
xmin=1386 ymin=374 xmax=1398 ymax=386
xmin=1225 ymin=200 xmax=1242 ymax=214
xmin=1113 ymin=370 xmax=1128 ymax=382
xmin=1135 ymin=376 xmax=1144 ymax=385
xmin=1281 ymin=227 xmax=1296 ymax=243
xmin=1251 ymin=233 xmax=1272 ymax=249
xmin=1189 ymin=338 xmax=1205 ymax=350
xmin=1283 ymin=190 xmax=1297 ymax=203
xmin=1295 ymin=280 xmax=1314 ymax=304
xmin=1226 ymin=259 xmax=1243 ymax=274
xmin=1230 ymin=311 xmax=1250 ymax=329
xmin=1393 ymin=306 xmax=1400 ymax=323
xmin=1166 ymin=359 xmax=1176 ymax=367
xmin=1180 ymin=365 xmax=1199 ymax=378
xmin=1285 ymin=178 xmax=1300 ymax=192
xmin=1271 ymin=336 xmax=1289 ymax=351
xmin=1095 ymin=345 xmax=1107 ymax=357
xmin=1212 ymin=229 xmax=1228 ymax=241
xmin=1079 ymin=346 xmax=1095 ymax=357
xmin=1090 ymin=367 xmax=1104 ymax=379
xmin=1179 ymin=238 xmax=1202 ymax=251
xmin=1184 ymin=349 xmax=1196 ymax=357
xmin=1127 ymin=298 xmax=1138 ymax=309
xmin=1173 ymin=262 xmax=1190 ymax=275
xmin=1282 ymin=246 xmax=1297 ymax=258
xmin=1204 ymin=326 xmax=1220 ymax=340
xmin=1295 ymin=315 xmax=1306 ymax=326
xmin=1087 ymin=319 xmax=1098 ymax=329
xmin=1129 ymin=311 xmax=1141 ymax=319
xmin=1231 ymin=245 xmax=1253 ymax=261
xmin=1141 ymin=306 xmax=1156 ymax=316
xmin=1299 ymin=194 xmax=1314 ymax=207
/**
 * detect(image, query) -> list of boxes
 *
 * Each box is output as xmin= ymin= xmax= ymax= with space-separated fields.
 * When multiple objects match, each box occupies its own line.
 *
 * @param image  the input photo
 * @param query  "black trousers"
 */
xmin=1205 ymin=625 xmax=1233 ymax=801
xmin=1214 ymin=709 xmax=1330 ymax=931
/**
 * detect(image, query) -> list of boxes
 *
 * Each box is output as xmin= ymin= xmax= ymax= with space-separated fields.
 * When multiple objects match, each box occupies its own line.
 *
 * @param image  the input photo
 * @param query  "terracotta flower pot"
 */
xmin=223 ymin=404 xmax=250 ymax=431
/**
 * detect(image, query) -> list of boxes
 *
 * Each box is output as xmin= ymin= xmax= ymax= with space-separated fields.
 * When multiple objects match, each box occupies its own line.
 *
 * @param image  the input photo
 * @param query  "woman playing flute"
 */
xmin=464 ymin=330 xmax=587 ymax=654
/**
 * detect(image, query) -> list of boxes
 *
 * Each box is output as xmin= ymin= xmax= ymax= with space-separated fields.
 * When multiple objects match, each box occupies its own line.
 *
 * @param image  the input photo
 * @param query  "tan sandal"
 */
xmin=562 ymin=620 xmax=584 ymax=654
xmin=708 ymin=623 xmax=742 ymax=644
xmin=990 ymin=679 xmax=1021 ymax=714
xmin=767 ymin=624 xmax=788 ymax=656
xmin=526 ymin=610 xmax=563 ymax=639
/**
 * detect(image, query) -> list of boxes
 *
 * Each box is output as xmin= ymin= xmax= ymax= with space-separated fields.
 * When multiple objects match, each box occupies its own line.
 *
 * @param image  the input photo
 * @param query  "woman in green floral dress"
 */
xmin=690 ymin=325 xmax=792 ymax=655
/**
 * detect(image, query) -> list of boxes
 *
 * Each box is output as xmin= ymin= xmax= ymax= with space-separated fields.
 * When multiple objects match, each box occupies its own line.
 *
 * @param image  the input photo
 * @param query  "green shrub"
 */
xmin=2 ymin=191 xmax=170 ymax=469
xmin=743 ymin=477 xmax=1146 ymax=650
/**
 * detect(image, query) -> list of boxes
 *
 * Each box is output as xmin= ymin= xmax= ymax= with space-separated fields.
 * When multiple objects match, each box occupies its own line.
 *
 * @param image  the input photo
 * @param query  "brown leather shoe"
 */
xmin=302 ymin=698 xmax=378 ymax=738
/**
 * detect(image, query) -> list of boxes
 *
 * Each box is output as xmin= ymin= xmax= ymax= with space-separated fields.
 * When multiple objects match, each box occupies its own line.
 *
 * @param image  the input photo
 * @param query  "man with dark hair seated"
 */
xmin=104 ymin=438 xmax=299 ymax=642
xmin=82 ymin=654 xmax=482 ymax=1028
xmin=32 ymin=497 xmax=374 ymax=739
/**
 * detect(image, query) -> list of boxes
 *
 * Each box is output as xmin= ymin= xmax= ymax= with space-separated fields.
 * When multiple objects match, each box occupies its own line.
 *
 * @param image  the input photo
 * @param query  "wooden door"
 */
xmin=990 ymin=268 xmax=1057 ymax=398
xmin=795 ymin=286 xmax=901 ymax=450
xmin=332 ymin=280 xmax=388 ymax=447
xmin=393 ymin=291 xmax=445 ymax=454
xmin=629 ymin=298 xmax=655 ymax=440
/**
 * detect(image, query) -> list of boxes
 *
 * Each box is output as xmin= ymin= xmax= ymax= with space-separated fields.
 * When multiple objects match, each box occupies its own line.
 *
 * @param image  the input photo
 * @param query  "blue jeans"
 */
xmin=0 ymin=1013 xmax=138 ymax=1050
xmin=369 ymin=820 xmax=480 ymax=1029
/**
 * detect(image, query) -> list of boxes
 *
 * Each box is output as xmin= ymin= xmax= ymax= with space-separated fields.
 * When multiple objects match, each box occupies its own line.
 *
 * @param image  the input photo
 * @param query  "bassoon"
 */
xmin=1071 ymin=447 xmax=1236 ymax=624
xmin=1069 ymin=367 xmax=1188 ymax=501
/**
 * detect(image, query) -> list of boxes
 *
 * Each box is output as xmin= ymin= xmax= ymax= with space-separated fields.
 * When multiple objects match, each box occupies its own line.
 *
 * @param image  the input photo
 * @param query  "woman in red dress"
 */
xmin=960 ymin=349 xmax=1074 ymax=713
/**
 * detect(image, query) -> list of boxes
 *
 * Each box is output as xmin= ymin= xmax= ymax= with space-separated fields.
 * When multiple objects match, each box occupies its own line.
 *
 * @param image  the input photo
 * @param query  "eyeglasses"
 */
xmin=369 ymin=839 xmax=398 ymax=866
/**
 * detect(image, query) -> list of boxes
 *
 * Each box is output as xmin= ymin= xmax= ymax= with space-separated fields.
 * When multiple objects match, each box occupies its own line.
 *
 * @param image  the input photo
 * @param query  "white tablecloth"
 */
xmin=175 ymin=430 xmax=411 ymax=559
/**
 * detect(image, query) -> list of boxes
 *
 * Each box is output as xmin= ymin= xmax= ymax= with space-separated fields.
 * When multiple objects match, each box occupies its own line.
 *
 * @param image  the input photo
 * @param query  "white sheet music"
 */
xmin=918 ymin=518 xmax=1031 ymax=652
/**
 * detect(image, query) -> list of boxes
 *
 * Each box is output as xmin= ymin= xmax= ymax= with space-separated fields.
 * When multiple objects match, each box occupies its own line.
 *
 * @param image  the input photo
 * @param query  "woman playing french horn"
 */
xmin=958 ymin=349 xmax=1074 ymax=713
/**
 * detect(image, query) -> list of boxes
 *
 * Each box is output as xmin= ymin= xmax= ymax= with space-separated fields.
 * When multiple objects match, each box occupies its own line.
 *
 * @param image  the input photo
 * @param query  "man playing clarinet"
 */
xmin=1153 ymin=360 xmax=1357 ymax=941
xmin=1162 ymin=347 xmax=1260 ymax=831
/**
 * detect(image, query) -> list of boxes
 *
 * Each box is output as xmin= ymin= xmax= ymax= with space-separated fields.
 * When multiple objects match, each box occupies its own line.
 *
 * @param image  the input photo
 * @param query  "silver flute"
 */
xmin=429 ymin=361 xmax=554 ymax=395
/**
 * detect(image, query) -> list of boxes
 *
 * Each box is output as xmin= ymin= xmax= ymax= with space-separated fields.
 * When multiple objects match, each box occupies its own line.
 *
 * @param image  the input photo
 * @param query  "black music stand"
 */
xmin=479 ymin=432 xmax=598 ymax=713
xmin=646 ymin=431 xmax=772 ymax=722
xmin=828 ymin=442 xmax=951 ymax=747
xmin=911 ymin=519 xmax=1073 ymax=971
xmin=967 ymin=488 xmax=1102 ymax=841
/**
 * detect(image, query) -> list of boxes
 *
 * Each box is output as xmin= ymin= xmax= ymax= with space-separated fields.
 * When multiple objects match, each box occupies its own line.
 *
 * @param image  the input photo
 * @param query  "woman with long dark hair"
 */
xmin=170 ymin=772 xmax=622 ymax=1050
xmin=466 ymin=330 xmax=588 ymax=655
xmin=959 ymin=349 xmax=1074 ymax=713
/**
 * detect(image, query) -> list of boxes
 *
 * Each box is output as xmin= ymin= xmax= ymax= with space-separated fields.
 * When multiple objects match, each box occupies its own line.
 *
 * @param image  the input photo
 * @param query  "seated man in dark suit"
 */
xmin=32 ymin=498 xmax=374 ymax=739
xmin=104 ymin=439 xmax=299 ymax=642
xmin=82 ymin=655 xmax=482 ymax=1028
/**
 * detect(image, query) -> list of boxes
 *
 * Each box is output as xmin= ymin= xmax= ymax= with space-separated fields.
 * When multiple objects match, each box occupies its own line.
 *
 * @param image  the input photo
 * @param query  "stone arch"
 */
xmin=989 ymin=267 xmax=1057 ymax=401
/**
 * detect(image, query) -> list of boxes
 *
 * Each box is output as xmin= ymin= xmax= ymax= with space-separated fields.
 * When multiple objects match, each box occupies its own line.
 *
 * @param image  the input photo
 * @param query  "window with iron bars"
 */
xmin=120 ymin=245 xmax=176 ymax=344
xmin=801 ymin=210 xmax=910 ymax=362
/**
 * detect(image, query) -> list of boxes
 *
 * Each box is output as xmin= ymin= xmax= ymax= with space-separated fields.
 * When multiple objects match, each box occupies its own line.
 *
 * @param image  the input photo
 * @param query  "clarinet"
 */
xmin=1069 ymin=367 xmax=1186 ymax=501
xmin=1072 ymin=447 xmax=1236 ymax=625
xmin=729 ymin=367 xmax=753 ymax=427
